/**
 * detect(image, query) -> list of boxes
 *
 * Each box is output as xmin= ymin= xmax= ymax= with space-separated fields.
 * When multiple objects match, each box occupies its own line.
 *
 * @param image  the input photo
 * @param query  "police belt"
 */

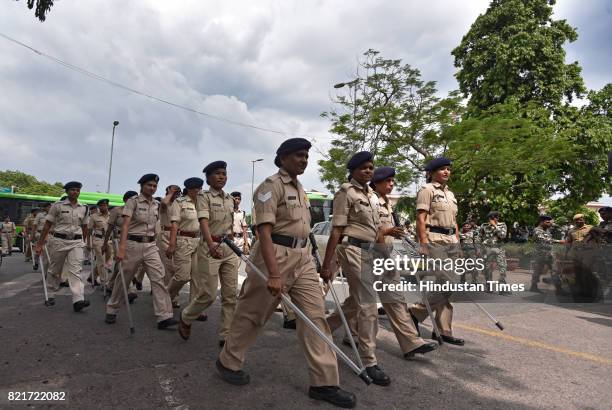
xmin=178 ymin=230 xmax=199 ymax=238
xmin=93 ymin=233 xmax=105 ymax=239
xmin=271 ymin=234 xmax=308 ymax=249
xmin=162 ymin=226 xmax=173 ymax=231
xmin=341 ymin=236 xmax=374 ymax=248
xmin=127 ymin=234 xmax=156 ymax=243
xmin=428 ymin=226 xmax=456 ymax=235
xmin=52 ymin=232 xmax=83 ymax=240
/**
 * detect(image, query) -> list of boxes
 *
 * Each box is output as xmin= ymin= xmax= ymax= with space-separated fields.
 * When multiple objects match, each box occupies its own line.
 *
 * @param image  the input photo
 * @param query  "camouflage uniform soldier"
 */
xmin=459 ymin=222 xmax=481 ymax=283
xmin=479 ymin=211 xmax=509 ymax=293
xmin=531 ymin=215 xmax=564 ymax=292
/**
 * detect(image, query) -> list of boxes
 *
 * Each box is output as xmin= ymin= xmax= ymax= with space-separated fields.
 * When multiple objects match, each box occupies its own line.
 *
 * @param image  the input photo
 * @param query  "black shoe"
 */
xmin=105 ymin=288 xmax=113 ymax=296
xmin=309 ymin=386 xmax=356 ymax=408
xmin=73 ymin=300 xmax=90 ymax=312
xmin=283 ymin=318 xmax=297 ymax=329
xmin=128 ymin=293 xmax=138 ymax=304
xmin=133 ymin=279 xmax=143 ymax=291
xmin=59 ymin=281 xmax=69 ymax=288
xmin=434 ymin=334 xmax=465 ymax=346
xmin=196 ymin=313 xmax=208 ymax=322
xmin=33 ymin=263 xmax=39 ymax=270
xmin=409 ymin=309 xmax=420 ymax=337
xmin=216 ymin=359 xmax=250 ymax=385
xmin=157 ymin=318 xmax=179 ymax=330
xmin=404 ymin=342 xmax=438 ymax=359
xmin=93 ymin=280 xmax=101 ymax=287
xmin=105 ymin=313 xmax=117 ymax=324
xmin=542 ymin=277 xmax=552 ymax=284
xmin=219 ymin=340 xmax=225 ymax=348
xmin=365 ymin=365 xmax=391 ymax=386
xmin=44 ymin=298 xmax=55 ymax=307
xmin=172 ymin=302 xmax=180 ymax=309
xmin=378 ymin=307 xmax=386 ymax=315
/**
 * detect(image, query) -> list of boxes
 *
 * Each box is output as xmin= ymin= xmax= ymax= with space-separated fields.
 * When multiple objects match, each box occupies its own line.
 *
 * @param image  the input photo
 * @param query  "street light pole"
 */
xmin=251 ymin=158 xmax=264 ymax=219
xmin=333 ymin=78 xmax=360 ymax=135
xmin=107 ymin=121 xmax=119 ymax=193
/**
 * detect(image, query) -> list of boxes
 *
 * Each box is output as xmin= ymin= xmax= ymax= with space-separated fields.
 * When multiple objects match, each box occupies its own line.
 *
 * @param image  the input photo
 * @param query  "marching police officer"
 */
xmin=23 ymin=210 xmax=36 ymax=262
xmin=105 ymin=174 xmax=177 ymax=329
xmin=408 ymin=157 xmax=465 ymax=346
xmin=32 ymin=202 xmax=51 ymax=271
xmin=216 ymin=138 xmax=356 ymax=408
xmin=35 ymin=181 xmax=90 ymax=312
xmin=179 ymin=161 xmax=239 ymax=345
xmin=88 ymin=199 xmax=112 ymax=287
xmin=166 ymin=178 xmax=203 ymax=307
xmin=1 ymin=215 xmax=16 ymax=256
xmin=159 ymin=185 xmax=181 ymax=300
xmin=321 ymin=151 xmax=391 ymax=386
xmin=231 ymin=191 xmax=250 ymax=253
xmin=479 ymin=211 xmax=509 ymax=294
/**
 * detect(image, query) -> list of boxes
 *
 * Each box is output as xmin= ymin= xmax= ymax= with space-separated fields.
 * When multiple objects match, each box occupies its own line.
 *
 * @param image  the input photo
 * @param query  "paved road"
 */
xmin=0 ymin=253 xmax=611 ymax=409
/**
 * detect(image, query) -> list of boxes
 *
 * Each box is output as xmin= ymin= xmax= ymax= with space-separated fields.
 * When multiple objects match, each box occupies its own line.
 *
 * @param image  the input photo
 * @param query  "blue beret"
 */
xmin=203 ymin=161 xmax=227 ymax=176
xmin=184 ymin=177 xmax=204 ymax=189
xmin=347 ymin=151 xmax=374 ymax=171
xmin=137 ymin=173 xmax=159 ymax=184
xmin=371 ymin=166 xmax=396 ymax=184
xmin=231 ymin=191 xmax=241 ymax=197
xmin=97 ymin=199 xmax=109 ymax=206
xmin=424 ymin=157 xmax=452 ymax=172
xmin=63 ymin=181 xmax=82 ymax=190
xmin=274 ymin=138 xmax=312 ymax=167
xmin=538 ymin=214 xmax=553 ymax=221
xmin=123 ymin=190 xmax=138 ymax=202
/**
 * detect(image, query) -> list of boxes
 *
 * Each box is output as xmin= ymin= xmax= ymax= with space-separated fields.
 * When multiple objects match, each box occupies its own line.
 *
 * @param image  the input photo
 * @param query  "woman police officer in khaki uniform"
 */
xmin=408 ymin=157 xmax=465 ymax=346
xmin=105 ymin=174 xmax=177 ymax=329
xmin=321 ymin=151 xmax=391 ymax=386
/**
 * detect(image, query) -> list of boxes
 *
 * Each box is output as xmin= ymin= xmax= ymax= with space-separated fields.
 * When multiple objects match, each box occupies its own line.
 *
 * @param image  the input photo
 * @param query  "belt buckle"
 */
xmin=67 ymin=233 xmax=75 ymax=240
xmin=291 ymin=237 xmax=298 ymax=248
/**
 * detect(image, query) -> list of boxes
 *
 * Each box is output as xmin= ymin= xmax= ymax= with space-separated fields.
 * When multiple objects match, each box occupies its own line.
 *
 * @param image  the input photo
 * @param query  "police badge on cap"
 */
xmin=137 ymin=174 xmax=159 ymax=184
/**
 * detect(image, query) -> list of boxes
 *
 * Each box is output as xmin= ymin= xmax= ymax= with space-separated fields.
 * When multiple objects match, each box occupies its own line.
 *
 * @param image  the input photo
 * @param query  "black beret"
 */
xmin=538 ymin=214 xmax=553 ymax=221
xmin=598 ymin=206 xmax=612 ymax=213
xmin=424 ymin=157 xmax=452 ymax=172
xmin=274 ymin=138 xmax=312 ymax=167
xmin=203 ymin=161 xmax=227 ymax=176
xmin=347 ymin=151 xmax=374 ymax=171
xmin=371 ymin=166 xmax=395 ymax=184
xmin=89 ymin=205 xmax=98 ymax=210
xmin=123 ymin=190 xmax=138 ymax=202
xmin=231 ymin=191 xmax=241 ymax=198
xmin=97 ymin=199 xmax=109 ymax=206
xmin=487 ymin=211 xmax=500 ymax=219
xmin=59 ymin=196 xmax=67 ymax=201
xmin=137 ymin=174 xmax=159 ymax=184
xmin=154 ymin=197 xmax=162 ymax=202
xmin=63 ymin=181 xmax=82 ymax=190
xmin=184 ymin=177 xmax=204 ymax=189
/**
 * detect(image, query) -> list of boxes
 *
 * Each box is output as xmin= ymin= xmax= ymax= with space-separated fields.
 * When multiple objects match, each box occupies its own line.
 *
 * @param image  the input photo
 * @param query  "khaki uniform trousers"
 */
xmin=181 ymin=242 xmax=239 ymax=339
xmin=167 ymin=236 xmax=200 ymax=302
xmin=107 ymin=239 xmax=138 ymax=294
xmin=106 ymin=241 xmax=173 ymax=322
xmin=34 ymin=233 xmax=50 ymax=273
xmin=1 ymin=233 xmax=14 ymax=254
xmin=158 ymin=232 xmax=174 ymax=285
xmin=219 ymin=243 xmax=339 ymax=387
xmin=24 ymin=235 xmax=32 ymax=261
xmin=46 ymin=237 xmax=85 ymax=303
xmin=410 ymin=244 xmax=458 ymax=337
xmin=92 ymin=237 xmax=113 ymax=285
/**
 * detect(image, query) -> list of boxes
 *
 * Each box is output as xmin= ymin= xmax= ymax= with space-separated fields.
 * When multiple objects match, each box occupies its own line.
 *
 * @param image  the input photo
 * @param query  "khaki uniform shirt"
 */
xmin=332 ymin=178 xmax=379 ymax=242
xmin=23 ymin=215 xmax=34 ymax=235
xmin=376 ymin=193 xmax=395 ymax=245
xmin=108 ymin=206 xmax=123 ymax=233
xmin=122 ymin=195 xmax=160 ymax=237
xmin=45 ymin=199 xmax=89 ymax=236
xmin=416 ymin=182 xmax=458 ymax=244
xmin=88 ymin=212 xmax=110 ymax=236
xmin=253 ymin=168 xmax=311 ymax=239
xmin=1 ymin=221 xmax=15 ymax=234
xmin=569 ymin=225 xmax=592 ymax=243
xmin=232 ymin=209 xmax=247 ymax=234
xmin=196 ymin=188 xmax=234 ymax=236
xmin=160 ymin=201 xmax=180 ymax=229
xmin=34 ymin=211 xmax=48 ymax=235
xmin=175 ymin=196 xmax=200 ymax=232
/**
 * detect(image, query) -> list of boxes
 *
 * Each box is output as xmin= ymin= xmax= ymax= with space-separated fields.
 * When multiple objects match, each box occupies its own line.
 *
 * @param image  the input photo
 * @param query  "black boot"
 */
xmin=308 ymin=386 xmax=356 ymax=408
xmin=365 ymin=365 xmax=391 ymax=386
xmin=216 ymin=359 xmax=250 ymax=385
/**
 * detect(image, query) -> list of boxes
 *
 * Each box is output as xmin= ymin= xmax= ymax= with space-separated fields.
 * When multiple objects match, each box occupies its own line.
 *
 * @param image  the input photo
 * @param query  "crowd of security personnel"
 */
xmin=5 ymin=137 xmax=611 ymax=408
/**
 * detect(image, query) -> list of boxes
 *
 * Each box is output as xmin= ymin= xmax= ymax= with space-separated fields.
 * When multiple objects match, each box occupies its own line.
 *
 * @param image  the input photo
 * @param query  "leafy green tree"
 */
xmin=452 ymin=0 xmax=586 ymax=115
xmin=14 ymin=0 xmax=55 ymax=22
xmin=0 ymin=170 xmax=64 ymax=196
xmin=319 ymin=49 xmax=463 ymax=191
